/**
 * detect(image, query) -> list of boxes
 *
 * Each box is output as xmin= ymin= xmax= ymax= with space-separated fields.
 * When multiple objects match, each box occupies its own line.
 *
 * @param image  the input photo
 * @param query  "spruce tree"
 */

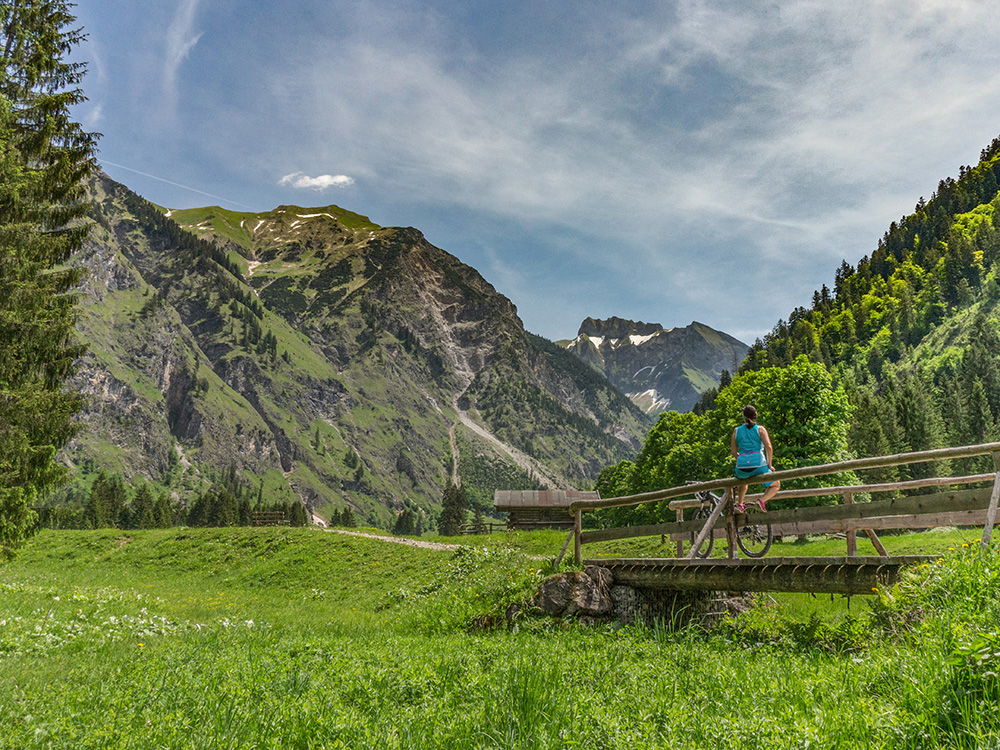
xmin=153 ymin=492 xmax=173 ymax=528
xmin=288 ymin=500 xmax=308 ymax=526
xmin=393 ymin=508 xmax=415 ymax=536
xmin=131 ymin=482 xmax=155 ymax=529
xmin=846 ymin=385 xmax=899 ymax=495
xmin=438 ymin=480 xmax=467 ymax=536
xmin=0 ymin=1 xmax=97 ymax=557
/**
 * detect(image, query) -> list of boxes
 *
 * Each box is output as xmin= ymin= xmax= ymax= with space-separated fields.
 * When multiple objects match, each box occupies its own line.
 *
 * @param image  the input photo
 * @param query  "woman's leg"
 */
xmin=759 ymin=480 xmax=780 ymax=507
xmin=736 ymin=482 xmax=747 ymax=507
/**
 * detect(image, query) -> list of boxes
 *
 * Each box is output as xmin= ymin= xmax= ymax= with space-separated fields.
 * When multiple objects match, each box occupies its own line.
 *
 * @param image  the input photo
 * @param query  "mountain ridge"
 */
xmin=64 ymin=173 xmax=650 ymax=526
xmin=561 ymin=317 xmax=748 ymax=415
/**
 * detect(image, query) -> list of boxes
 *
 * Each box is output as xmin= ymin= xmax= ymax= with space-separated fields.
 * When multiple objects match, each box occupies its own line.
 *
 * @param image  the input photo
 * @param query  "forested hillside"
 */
xmin=740 ymin=134 xmax=1000 ymax=477
xmin=596 ymin=134 xmax=1000 ymax=521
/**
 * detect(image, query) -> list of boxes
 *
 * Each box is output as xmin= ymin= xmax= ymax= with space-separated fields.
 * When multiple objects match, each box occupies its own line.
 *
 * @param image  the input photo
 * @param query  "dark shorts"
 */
xmin=734 ymin=464 xmax=774 ymax=488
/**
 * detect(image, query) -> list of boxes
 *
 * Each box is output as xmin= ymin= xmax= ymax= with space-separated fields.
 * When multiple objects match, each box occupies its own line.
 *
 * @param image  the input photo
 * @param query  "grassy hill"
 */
xmin=2 ymin=527 xmax=998 ymax=747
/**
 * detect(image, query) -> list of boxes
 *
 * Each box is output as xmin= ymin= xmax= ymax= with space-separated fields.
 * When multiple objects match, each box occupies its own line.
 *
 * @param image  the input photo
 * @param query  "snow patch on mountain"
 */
xmin=627 ymin=389 xmax=671 ymax=414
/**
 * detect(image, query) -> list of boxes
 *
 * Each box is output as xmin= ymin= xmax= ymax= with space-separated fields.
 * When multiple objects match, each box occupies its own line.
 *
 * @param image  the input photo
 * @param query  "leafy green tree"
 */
xmin=597 ymin=356 xmax=855 ymax=524
xmin=0 ymin=1 xmax=97 ymax=557
xmin=593 ymin=460 xmax=635 ymax=500
xmin=709 ymin=356 xmax=855 ymax=484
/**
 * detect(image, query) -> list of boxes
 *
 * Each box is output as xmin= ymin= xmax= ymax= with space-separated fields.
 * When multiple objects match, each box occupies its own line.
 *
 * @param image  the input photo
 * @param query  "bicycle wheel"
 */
xmin=736 ymin=511 xmax=773 ymax=558
xmin=689 ymin=507 xmax=714 ymax=558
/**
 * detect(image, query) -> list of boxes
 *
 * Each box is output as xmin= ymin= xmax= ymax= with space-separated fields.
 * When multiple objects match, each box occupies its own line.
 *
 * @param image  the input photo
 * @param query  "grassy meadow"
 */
xmin=2 ymin=526 xmax=1000 ymax=749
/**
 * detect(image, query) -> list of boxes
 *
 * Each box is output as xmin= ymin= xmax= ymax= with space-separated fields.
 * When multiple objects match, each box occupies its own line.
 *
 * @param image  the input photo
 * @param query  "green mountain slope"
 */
xmin=741 ymin=133 xmax=1000 ymax=470
xmin=65 ymin=174 xmax=650 ymax=525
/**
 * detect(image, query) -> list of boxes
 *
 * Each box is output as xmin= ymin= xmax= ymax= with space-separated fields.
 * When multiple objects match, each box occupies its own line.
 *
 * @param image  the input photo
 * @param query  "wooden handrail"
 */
xmin=584 ymin=486 xmax=995 ymax=544
xmin=666 ymin=472 xmax=997 ymax=510
xmin=569 ymin=442 xmax=1000 ymax=512
xmin=569 ymin=441 xmax=1000 ymax=564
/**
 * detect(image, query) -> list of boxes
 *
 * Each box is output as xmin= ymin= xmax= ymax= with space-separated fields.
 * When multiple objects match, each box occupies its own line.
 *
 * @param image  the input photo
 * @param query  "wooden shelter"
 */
xmin=494 ymin=490 xmax=599 ymax=531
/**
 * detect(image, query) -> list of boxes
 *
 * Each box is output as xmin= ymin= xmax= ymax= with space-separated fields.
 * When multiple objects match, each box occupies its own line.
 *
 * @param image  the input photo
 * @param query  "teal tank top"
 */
xmin=735 ymin=424 xmax=763 ymax=455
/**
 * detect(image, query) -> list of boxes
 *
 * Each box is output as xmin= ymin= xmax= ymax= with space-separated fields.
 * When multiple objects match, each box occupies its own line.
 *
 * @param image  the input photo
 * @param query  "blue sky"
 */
xmin=75 ymin=0 xmax=1000 ymax=343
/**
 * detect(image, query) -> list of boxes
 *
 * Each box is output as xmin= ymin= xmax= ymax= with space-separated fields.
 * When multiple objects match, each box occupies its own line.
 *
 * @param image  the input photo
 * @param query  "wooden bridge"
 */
xmin=556 ymin=442 xmax=1000 ymax=595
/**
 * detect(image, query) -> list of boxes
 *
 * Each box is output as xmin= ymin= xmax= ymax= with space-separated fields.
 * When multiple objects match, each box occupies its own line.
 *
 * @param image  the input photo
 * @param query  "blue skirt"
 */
xmin=734 ymin=464 xmax=774 ymax=488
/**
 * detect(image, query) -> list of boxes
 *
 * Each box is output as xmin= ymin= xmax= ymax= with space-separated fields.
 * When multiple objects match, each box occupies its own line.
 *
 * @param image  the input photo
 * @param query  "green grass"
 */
xmin=3 ymin=527 xmax=1000 ymax=748
xmin=166 ymin=206 xmax=258 ymax=250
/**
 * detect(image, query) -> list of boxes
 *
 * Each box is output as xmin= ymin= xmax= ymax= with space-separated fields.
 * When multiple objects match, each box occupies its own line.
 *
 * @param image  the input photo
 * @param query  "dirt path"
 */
xmin=324 ymin=527 xmax=551 ymax=561
xmin=325 ymin=528 xmax=459 ymax=551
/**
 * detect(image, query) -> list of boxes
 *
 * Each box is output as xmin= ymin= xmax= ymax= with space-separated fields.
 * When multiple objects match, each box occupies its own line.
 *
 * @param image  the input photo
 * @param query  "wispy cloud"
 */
xmin=82 ymin=102 xmax=104 ymax=128
xmin=279 ymin=1 xmax=1000 ymax=335
xmin=163 ymin=0 xmax=203 ymax=111
xmin=100 ymin=160 xmax=253 ymax=209
xmin=113 ymin=0 xmax=1000 ymax=338
xmin=279 ymin=172 xmax=355 ymax=190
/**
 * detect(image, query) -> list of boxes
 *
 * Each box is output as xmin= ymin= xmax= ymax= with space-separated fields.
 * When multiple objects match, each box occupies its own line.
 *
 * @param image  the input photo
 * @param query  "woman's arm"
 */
xmin=731 ymin=427 xmax=738 ymax=458
xmin=759 ymin=427 xmax=774 ymax=469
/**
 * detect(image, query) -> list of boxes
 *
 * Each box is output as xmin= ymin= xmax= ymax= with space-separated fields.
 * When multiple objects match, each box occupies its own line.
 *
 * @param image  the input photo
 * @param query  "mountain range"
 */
xmin=65 ymin=173 xmax=660 ymax=525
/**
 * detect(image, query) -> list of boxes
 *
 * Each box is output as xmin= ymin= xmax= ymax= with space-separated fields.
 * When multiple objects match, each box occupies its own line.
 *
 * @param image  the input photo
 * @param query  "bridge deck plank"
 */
xmin=585 ymin=555 xmax=936 ymax=594
xmin=586 ymin=555 xmax=936 ymax=567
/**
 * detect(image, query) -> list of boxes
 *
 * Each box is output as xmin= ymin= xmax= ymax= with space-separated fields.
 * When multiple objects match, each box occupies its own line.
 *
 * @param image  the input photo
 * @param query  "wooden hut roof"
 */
xmin=493 ymin=489 xmax=600 ymax=509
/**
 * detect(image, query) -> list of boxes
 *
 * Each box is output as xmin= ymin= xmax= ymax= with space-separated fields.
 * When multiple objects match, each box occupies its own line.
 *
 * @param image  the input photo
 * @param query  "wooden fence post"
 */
xmin=574 ymin=510 xmax=582 ymax=565
xmin=865 ymin=529 xmax=889 ymax=557
xmin=725 ymin=488 xmax=737 ymax=559
xmin=554 ymin=527 xmax=575 ymax=568
xmin=980 ymin=452 xmax=1000 ymax=550
xmin=687 ymin=490 xmax=727 ymax=559
xmin=844 ymin=492 xmax=857 ymax=557
xmin=676 ymin=507 xmax=684 ymax=557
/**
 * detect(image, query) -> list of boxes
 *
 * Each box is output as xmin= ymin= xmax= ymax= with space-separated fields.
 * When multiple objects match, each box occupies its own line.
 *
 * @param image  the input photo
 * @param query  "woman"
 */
xmin=731 ymin=404 xmax=781 ymax=512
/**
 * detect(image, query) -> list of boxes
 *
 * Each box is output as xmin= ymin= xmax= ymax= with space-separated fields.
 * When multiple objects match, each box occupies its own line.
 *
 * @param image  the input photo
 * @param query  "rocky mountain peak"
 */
xmin=578 ymin=317 xmax=663 ymax=340
xmin=564 ymin=318 xmax=748 ymax=415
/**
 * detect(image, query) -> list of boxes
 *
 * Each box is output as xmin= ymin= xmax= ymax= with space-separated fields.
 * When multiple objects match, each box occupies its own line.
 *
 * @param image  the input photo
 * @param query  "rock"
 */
xmin=532 ymin=567 xmax=613 ymax=617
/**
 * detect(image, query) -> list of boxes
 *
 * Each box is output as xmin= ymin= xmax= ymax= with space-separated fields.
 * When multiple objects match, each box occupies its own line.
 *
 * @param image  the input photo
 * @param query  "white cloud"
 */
xmin=163 ymin=0 xmax=204 ymax=109
xmin=279 ymin=172 xmax=355 ymax=190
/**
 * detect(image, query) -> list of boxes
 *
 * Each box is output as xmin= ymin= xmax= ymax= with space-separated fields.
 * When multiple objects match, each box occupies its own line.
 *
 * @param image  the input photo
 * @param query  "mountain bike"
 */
xmin=689 ymin=489 xmax=773 ymax=558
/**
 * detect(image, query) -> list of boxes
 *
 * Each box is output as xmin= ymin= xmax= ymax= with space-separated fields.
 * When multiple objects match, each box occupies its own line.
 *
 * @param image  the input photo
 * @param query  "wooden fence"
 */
xmin=563 ymin=442 xmax=1000 ymax=565
xmin=252 ymin=511 xmax=289 ymax=526
xmin=458 ymin=521 xmax=507 ymax=535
